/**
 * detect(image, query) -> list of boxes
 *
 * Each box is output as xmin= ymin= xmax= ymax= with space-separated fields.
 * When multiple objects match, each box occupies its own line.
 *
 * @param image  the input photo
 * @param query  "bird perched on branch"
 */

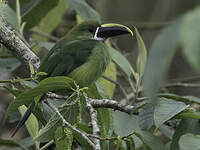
xmin=12 ymin=21 xmax=133 ymax=136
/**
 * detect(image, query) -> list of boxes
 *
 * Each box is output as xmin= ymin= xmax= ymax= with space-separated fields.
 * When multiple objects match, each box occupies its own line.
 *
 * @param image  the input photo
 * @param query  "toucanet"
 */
xmin=11 ymin=21 xmax=133 ymax=136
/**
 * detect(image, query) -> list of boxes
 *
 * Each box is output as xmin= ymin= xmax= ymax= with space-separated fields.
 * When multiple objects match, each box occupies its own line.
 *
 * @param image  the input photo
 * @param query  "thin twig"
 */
xmin=40 ymin=140 xmax=54 ymax=150
xmin=102 ymin=75 xmax=129 ymax=100
xmin=164 ymin=82 xmax=200 ymax=88
xmin=44 ymin=100 xmax=96 ymax=149
xmin=31 ymin=29 xmax=59 ymax=42
xmin=84 ymin=93 xmax=101 ymax=150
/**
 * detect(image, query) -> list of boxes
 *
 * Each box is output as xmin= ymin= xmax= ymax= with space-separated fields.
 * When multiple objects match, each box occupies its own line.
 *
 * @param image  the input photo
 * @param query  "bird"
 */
xmin=11 ymin=21 xmax=133 ymax=137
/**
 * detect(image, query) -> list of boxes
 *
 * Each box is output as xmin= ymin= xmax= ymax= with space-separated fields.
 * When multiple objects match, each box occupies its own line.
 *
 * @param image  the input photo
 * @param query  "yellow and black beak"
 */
xmin=94 ymin=23 xmax=133 ymax=40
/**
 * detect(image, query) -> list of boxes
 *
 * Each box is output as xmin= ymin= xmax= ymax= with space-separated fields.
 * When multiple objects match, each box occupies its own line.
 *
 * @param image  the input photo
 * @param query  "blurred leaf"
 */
xmin=158 ymin=124 xmax=174 ymax=140
xmin=179 ymin=133 xmax=200 ymax=150
xmin=0 ymin=58 xmax=21 ymax=77
xmin=143 ymin=19 xmax=181 ymax=104
xmin=68 ymin=0 xmax=101 ymax=22
xmin=18 ymin=105 xmax=39 ymax=138
xmin=135 ymin=27 xmax=147 ymax=78
xmin=0 ymin=139 xmax=25 ymax=150
xmin=126 ymin=137 xmax=136 ymax=150
xmin=55 ymin=127 xmax=73 ymax=150
xmin=170 ymin=119 xmax=200 ymax=150
xmin=176 ymin=109 xmax=200 ymax=119
xmin=138 ymin=103 xmax=154 ymax=130
xmin=180 ymin=7 xmax=200 ymax=71
xmin=160 ymin=93 xmax=200 ymax=105
xmin=18 ymin=80 xmax=37 ymax=89
xmin=0 ymin=3 xmax=18 ymax=30
xmin=98 ymin=108 xmax=113 ymax=149
xmin=134 ymin=131 xmax=166 ymax=150
xmin=109 ymin=47 xmax=134 ymax=77
xmin=37 ymin=42 xmax=55 ymax=50
xmin=6 ymin=76 xmax=74 ymax=115
xmin=73 ymin=123 xmax=93 ymax=150
xmin=113 ymin=111 xmax=165 ymax=150
xmin=32 ymin=0 xmax=67 ymax=41
xmin=22 ymin=0 xmax=66 ymax=30
xmin=35 ymin=98 xmax=80 ymax=142
xmin=154 ymin=98 xmax=188 ymax=128
xmin=99 ymin=61 xmax=117 ymax=98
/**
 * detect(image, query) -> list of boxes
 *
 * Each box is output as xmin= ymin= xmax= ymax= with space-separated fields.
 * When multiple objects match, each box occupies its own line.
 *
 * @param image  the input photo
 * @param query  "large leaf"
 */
xmin=179 ymin=133 xmax=200 ymax=150
xmin=154 ymin=98 xmax=188 ymax=128
xmin=170 ymin=119 xmax=200 ymax=150
xmin=6 ymin=76 xmax=74 ymax=115
xmin=143 ymin=19 xmax=181 ymax=104
xmin=22 ymin=0 xmax=66 ymax=30
xmin=180 ymin=7 xmax=200 ymax=71
xmin=35 ymin=96 xmax=80 ymax=142
xmin=138 ymin=103 xmax=154 ymax=130
xmin=0 ymin=139 xmax=25 ymax=150
xmin=32 ymin=0 xmax=67 ymax=41
xmin=67 ymin=0 xmax=101 ymax=22
xmin=135 ymin=27 xmax=147 ymax=78
xmin=0 ymin=3 xmax=18 ymax=30
xmin=113 ymin=111 xmax=165 ymax=150
xmin=160 ymin=93 xmax=200 ymax=105
xmin=18 ymin=105 xmax=39 ymax=138
xmin=0 ymin=58 xmax=21 ymax=78
xmin=109 ymin=47 xmax=134 ymax=77
xmin=55 ymin=127 xmax=73 ymax=150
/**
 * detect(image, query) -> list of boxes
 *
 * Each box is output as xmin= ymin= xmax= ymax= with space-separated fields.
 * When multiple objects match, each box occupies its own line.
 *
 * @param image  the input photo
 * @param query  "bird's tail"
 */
xmin=11 ymin=101 xmax=35 ymax=137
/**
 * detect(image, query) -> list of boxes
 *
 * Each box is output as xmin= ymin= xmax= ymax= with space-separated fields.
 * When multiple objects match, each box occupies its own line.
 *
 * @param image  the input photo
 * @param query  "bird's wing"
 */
xmin=39 ymin=39 xmax=98 ymax=77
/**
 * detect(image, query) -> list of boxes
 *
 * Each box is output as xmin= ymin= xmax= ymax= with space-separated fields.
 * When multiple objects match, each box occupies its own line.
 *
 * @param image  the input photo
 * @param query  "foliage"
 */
xmin=0 ymin=0 xmax=200 ymax=150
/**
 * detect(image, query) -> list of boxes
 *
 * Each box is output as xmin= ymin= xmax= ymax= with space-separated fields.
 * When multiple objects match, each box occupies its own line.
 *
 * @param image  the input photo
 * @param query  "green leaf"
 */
xmin=180 ymin=7 xmax=200 ymax=72
xmin=154 ymin=98 xmax=188 ymax=128
xmin=170 ymin=119 xmax=200 ymax=150
xmin=22 ymin=0 xmax=66 ymax=30
xmin=99 ymin=61 xmax=117 ymax=98
xmin=68 ymin=0 xmax=101 ymax=22
xmin=160 ymin=93 xmax=200 ymax=105
xmin=73 ymin=124 xmax=93 ymax=150
xmin=0 ymin=58 xmax=21 ymax=77
xmin=143 ymin=19 xmax=181 ymax=104
xmin=134 ymin=131 xmax=166 ymax=150
xmin=109 ymin=47 xmax=134 ymax=77
xmin=179 ymin=133 xmax=200 ymax=150
xmin=135 ymin=27 xmax=147 ymax=78
xmin=113 ymin=111 xmax=165 ymax=150
xmin=37 ymin=42 xmax=55 ymax=50
xmin=6 ymin=76 xmax=74 ymax=115
xmin=55 ymin=127 xmax=73 ymax=150
xmin=0 ymin=139 xmax=25 ymax=150
xmin=98 ymin=108 xmax=113 ymax=149
xmin=176 ymin=109 xmax=200 ymax=119
xmin=32 ymin=0 xmax=67 ymax=41
xmin=138 ymin=103 xmax=154 ymax=130
xmin=0 ymin=3 xmax=18 ymax=30
xmin=126 ymin=137 xmax=136 ymax=150
xmin=35 ymin=97 xmax=80 ymax=142
xmin=18 ymin=105 xmax=39 ymax=138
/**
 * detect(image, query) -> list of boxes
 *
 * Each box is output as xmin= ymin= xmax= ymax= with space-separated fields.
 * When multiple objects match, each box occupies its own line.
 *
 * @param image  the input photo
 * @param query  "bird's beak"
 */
xmin=94 ymin=23 xmax=133 ymax=40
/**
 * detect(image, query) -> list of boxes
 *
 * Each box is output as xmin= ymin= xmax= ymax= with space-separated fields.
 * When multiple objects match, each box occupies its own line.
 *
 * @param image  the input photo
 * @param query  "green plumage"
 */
xmin=39 ymin=39 xmax=111 ymax=87
xmin=39 ymin=21 xmax=111 ymax=86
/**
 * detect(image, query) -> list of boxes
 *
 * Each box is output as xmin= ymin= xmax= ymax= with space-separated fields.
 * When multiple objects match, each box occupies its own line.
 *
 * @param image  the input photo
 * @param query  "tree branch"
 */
xmin=44 ymin=100 xmax=96 ymax=149
xmin=89 ymin=97 xmax=134 ymax=114
xmin=84 ymin=93 xmax=101 ymax=150
xmin=0 ymin=21 xmax=40 ymax=70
